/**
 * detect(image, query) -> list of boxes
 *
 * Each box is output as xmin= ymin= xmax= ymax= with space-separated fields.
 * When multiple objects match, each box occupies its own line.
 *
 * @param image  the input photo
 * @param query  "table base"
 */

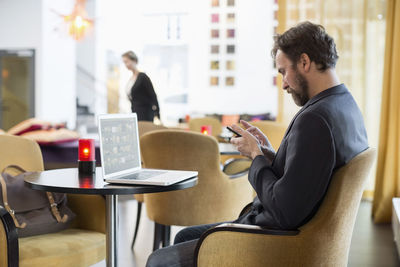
xmin=106 ymin=195 xmax=118 ymax=267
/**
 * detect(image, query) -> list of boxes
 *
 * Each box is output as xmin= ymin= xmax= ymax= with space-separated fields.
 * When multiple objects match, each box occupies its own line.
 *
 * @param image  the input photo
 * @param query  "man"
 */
xmin=146 ymin=21 xmax=368 ymax=267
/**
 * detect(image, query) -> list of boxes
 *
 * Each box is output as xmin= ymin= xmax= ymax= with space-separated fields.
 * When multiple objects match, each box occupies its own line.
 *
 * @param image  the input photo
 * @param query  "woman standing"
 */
xmin=122 ymin=51 xmax=160 ymax=121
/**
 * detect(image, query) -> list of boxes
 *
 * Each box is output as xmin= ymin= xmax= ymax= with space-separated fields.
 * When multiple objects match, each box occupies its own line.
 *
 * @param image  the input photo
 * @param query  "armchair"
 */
xmin=188 ymin=117 xmax=222 ymax=137
xmin=0 ymin=135 xmax=105 ymax=267
xmin=130 ymin=122 xmax=168 ymax=250
xmin=195 ymin=148 xmax=376 ymax=267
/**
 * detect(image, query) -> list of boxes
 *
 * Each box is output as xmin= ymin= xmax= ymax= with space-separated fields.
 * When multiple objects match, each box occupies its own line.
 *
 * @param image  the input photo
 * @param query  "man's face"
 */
xmin=276 ymin=50 xmax=310 ymax=106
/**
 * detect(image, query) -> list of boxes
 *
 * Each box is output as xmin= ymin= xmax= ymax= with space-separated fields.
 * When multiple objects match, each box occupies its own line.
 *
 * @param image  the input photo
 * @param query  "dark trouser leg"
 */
xmin=146 ymin=222 xmax=226 ymax=267
xmin=146 ymin=239 xmax=198 ymax=267
xmin=174 ymin=223 xmax=222 ymax=244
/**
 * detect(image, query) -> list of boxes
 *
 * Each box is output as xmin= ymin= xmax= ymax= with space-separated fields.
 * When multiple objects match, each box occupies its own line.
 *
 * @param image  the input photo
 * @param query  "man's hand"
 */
xmin=240 ymin=120 xmax=276 ymax=163
xmin=230 ymin=124 xmax=263 ymax=159
xmin=240 ymin=120 xmax=269 ymax=146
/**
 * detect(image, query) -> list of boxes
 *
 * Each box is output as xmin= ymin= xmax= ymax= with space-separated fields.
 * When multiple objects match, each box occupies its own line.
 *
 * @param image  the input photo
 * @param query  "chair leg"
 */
xmin=153 ymin=223 xmax=163 ymax=251
xmin=162 ymin=225 xmax=171 ymax=247
xmin=131 ymin=201 xmax=142 ymax=250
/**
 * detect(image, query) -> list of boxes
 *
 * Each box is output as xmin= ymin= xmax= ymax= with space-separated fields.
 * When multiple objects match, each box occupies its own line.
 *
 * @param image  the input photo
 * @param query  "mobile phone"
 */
xmin=226 ymin=126 xmax=242 ymax=137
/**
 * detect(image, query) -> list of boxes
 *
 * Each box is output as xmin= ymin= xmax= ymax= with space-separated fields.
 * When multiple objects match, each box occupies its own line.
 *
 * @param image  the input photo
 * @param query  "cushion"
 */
xmin=7 ymin=118 xmax=53 ymax=136
xmin=19 ymin=228 xmax=105 ymax=267
xmin=20 ymin=129 xmax=79 ymax=145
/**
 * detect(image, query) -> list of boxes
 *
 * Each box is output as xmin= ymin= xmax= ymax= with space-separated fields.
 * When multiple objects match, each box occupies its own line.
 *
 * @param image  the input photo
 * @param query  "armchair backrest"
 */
xmin=249 ymin=120 xmax=287 ymax=150
xmin=138 ymin=121 xmax=167 ymax=137
xmin=135 ymin=122 xmax=168 ymax=203
xmin=189 ymin=117 xmax=222 ymax=137
xmin=0 ymin=135 xmax=44 ymax=172
xmin=299 ymin=148 xmax=376 ymax=265
xmin=141 ymin=130 xmax=253 ymax=226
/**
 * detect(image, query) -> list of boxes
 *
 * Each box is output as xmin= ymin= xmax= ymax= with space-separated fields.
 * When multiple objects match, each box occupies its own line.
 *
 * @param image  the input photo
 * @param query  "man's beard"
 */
xmin=290 ymin=70 xmax=309 ymax=107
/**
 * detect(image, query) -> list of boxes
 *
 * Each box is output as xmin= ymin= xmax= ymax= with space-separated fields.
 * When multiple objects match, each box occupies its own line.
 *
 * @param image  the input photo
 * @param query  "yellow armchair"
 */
xmin=0 ymin=135 xmax=105 ymax=267
xmin=195 ymin=148 xmax=376 ymax=267
xmin=131 ymin=121 xmax=168 ymax=249
xmin=188 ymin=117 xmax=222 ymax=137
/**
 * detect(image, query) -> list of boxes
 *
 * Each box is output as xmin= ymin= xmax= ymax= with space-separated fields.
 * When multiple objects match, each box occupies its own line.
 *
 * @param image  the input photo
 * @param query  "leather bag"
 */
xmin=0 ymin=165 xmax=75 ymax=237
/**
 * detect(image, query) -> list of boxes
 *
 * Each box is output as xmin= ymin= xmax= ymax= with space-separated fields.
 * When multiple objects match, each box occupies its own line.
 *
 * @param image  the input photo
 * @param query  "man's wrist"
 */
xmin=261 ymin=146 xmax=275 ymax=164
xmin=251 ymin=150 xmax=263 ymax=160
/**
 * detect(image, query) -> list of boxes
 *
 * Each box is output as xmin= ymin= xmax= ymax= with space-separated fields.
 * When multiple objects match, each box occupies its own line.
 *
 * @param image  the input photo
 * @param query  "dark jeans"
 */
xmin=146 ymin=222 xmax=224 ymax=267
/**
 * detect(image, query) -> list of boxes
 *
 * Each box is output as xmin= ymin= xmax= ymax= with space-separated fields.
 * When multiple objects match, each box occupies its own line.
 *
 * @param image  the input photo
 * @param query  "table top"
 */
xmin=24 ymin=167 xmax=198 ymax=195
xmin=218 ymin=143 xmax=240 ymax=155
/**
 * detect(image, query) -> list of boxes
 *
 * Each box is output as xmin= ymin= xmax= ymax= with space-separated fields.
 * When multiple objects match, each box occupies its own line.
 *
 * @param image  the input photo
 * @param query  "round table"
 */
xmin=24 ymin=167 xmax=198 ymax=267
xmin=218 ymin=142 xmax=240 ymax=155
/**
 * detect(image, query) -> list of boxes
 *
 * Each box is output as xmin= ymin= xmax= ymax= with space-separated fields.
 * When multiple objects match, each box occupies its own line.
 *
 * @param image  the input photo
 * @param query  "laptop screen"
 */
xmin=99 ymin=115 xmax=141 ymax=176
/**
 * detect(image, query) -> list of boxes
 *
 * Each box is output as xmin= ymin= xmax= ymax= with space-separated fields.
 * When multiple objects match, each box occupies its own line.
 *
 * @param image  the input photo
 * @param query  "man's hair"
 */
xmin=272 ymin=21 xmax=339 ymax=71
xmin=122 ymin=51 xmax=138 ymax=63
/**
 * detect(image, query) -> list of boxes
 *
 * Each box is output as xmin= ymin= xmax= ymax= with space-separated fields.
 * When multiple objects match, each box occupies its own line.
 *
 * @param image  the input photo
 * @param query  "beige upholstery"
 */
xmin=0 ymin=218 xmax=7 ymax=267
xmin=135 ymin=122 xmax=168 ymax=203
xmin=141 ymin=130 xmax=254 ymax=226
xmin=0 ymin=135 xmax=105 ymax=267
xmin=195 ymin=148 xmax=376 ymax=267
xmin=249 ymin=120 xmax=287 ymax=150
xmin=188 ymin=117 xmax=222 ymax=138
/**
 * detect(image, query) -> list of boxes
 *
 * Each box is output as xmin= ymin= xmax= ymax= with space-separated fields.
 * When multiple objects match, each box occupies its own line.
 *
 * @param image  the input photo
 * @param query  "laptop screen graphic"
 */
xmin=100 ymin=117 xmax=140 ymax=175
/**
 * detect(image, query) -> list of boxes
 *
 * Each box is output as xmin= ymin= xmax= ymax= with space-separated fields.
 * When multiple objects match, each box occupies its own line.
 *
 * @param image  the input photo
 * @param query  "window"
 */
xmin=211 ymin=29 xmax=219 ymax=38
xmin=226 ymin=77 xmax=235 ymax=86
xmin=227 ymin=13 xmax=235 ymax=23
xmin=211 ymin=45 xmax=219 ymax=54
xmin=227 ymin=29 xmax=235 ymax=38
xmin=226 ymin=60 xmax=235 ymax=70
xmin=211 ymin=0 xmax=219 ymax=7
xmin=210 ymin=76 xmax=219 ymax=86
xmin=211 ymin=14 xmax=219 ymax=23
xmin=210 ymin=61 xmax=220 ymax=70
xmin=227 ymin=45 xmax=235 ymax=53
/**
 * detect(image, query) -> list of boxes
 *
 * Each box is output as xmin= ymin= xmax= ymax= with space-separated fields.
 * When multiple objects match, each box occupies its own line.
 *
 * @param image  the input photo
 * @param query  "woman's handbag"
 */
xmin=0 ymin=165 xmax=75 ymax=237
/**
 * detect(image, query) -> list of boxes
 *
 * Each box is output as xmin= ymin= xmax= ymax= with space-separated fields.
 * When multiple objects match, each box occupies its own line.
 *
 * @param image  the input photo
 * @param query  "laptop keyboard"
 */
xmin=124 ymin=170 xmax=168 ymax=180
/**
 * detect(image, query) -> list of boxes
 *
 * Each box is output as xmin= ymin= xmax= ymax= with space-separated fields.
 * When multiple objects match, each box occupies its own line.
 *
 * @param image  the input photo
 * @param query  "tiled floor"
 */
xmin=92 ymin=199 xmax=399 ymax=267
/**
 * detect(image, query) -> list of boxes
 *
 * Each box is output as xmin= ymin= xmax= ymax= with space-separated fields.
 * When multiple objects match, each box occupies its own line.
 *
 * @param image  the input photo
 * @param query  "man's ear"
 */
xmin=298 ymin=53 xmax=311 ymax=72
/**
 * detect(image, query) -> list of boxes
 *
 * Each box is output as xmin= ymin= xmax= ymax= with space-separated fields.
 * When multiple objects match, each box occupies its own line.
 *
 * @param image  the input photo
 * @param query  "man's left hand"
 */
xmin=230 ymin=124 xmax=263 ymax=159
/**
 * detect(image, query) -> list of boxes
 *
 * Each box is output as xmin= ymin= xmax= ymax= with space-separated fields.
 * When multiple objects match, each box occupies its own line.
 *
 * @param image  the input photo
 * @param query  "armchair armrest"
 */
xmin=0 ymin=205 xmax=19 ymax=267
xmin=67 ymin=194 xmax=106 ymax=234
xmin=222 ymin=158 xmax=252 ymax=179
xmin=194 ymin=223 xmax=299 ymax=267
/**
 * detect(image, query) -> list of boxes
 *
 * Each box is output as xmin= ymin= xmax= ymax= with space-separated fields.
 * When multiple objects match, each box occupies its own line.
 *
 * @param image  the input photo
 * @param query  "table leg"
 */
xmin=106 ymin=195 xmax=118 ymax=267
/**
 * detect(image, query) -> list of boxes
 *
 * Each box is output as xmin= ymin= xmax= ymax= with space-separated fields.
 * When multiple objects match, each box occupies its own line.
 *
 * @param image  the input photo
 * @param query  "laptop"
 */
xmin=98 ymin=113 xmax=198 ymax=186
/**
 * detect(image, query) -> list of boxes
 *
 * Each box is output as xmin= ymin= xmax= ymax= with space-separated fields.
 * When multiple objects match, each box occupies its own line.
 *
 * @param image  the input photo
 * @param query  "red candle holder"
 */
xmin=201 ymin=125 xmax=212 ymax=136
xmin=78 ymin=139 xmax=96 ymax=174
xmin=79 ymin=173 xmax=95 ymax=188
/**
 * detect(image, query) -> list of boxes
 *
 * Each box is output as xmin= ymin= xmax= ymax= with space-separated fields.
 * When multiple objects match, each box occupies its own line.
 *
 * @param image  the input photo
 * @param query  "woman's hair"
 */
xmin=271 ymin=21 xmax=338 ymax=71
xmin=122 ymin=51 xmax=138 ymax=63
